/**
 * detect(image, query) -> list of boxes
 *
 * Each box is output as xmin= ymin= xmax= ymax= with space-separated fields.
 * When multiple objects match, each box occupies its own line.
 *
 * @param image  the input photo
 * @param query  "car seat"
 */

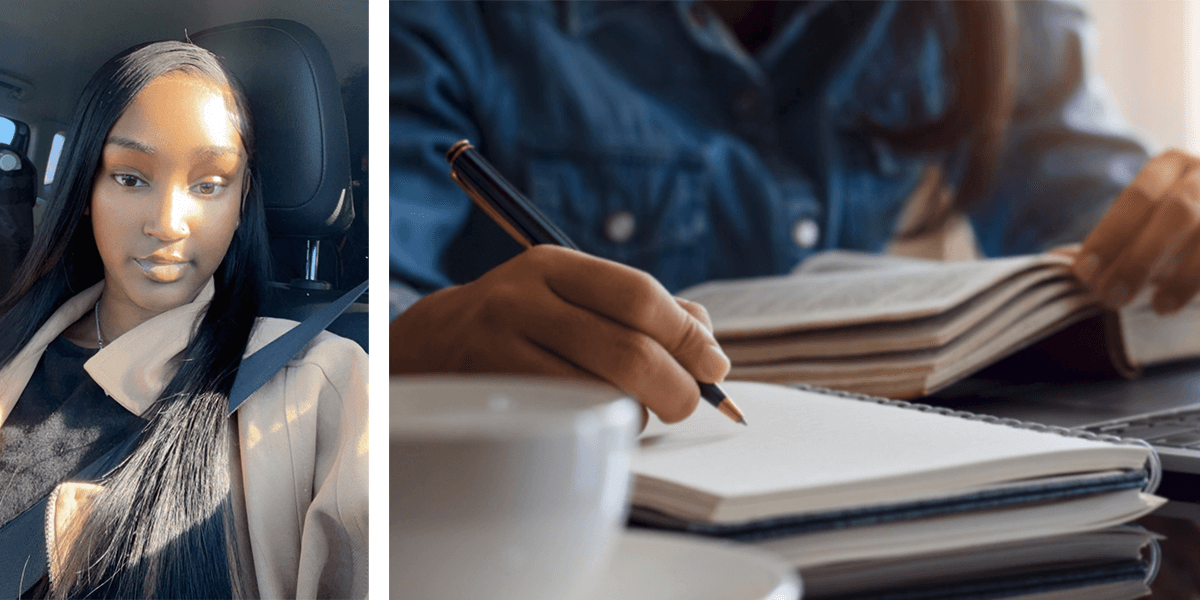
xmin=191 ymin=19 xmax=367 ymax=351
xmin=0 ymin=143 xmax=35 ymax=300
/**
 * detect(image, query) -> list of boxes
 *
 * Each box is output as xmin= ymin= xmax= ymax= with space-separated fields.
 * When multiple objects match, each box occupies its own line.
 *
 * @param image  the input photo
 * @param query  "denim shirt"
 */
xmin=390 ymin=0 xmax=1149 ymax=308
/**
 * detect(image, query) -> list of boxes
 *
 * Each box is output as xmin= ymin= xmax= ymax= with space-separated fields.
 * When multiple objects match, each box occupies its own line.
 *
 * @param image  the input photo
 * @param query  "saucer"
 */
xmin=585 ymin=529 xmax=801 ymax=600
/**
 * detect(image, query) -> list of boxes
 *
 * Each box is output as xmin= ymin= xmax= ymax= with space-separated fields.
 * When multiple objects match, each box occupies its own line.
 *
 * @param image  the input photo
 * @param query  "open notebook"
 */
xmin=631 ymin=381 xmax=1164 ymax=568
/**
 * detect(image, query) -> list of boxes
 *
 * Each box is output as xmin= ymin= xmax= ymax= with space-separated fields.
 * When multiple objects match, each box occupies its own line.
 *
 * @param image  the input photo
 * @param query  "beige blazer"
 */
xmin=0 ymin=281 xmax=369 ymax=598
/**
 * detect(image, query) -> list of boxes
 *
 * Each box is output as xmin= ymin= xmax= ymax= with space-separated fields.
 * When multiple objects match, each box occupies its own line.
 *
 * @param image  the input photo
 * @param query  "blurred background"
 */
xmin=1090 ymin=0 xmax=1200 ymax=154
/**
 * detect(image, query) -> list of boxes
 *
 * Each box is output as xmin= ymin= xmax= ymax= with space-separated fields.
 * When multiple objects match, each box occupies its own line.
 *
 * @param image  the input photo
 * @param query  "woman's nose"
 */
xmin=144 ymin=185 xmax=192 ymax=241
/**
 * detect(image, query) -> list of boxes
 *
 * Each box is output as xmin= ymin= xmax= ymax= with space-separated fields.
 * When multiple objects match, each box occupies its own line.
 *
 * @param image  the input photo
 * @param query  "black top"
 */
xmin=0 ymin=336 xmax=144 ymax=526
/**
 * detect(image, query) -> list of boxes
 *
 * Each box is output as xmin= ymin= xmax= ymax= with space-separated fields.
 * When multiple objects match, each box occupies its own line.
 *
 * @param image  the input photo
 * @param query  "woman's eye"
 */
xmin=114 ymin=174 xmax=145 ymax=188
xmin=192 ymin=181 xmax=226 ymax=195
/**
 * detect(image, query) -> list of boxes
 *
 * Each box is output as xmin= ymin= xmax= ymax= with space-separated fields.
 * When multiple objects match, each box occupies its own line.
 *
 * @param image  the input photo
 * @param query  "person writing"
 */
xmin=0 ymin=41 xmax=367 ymax=598
xmin=390 ymin=1 xmax=1200 ymax=423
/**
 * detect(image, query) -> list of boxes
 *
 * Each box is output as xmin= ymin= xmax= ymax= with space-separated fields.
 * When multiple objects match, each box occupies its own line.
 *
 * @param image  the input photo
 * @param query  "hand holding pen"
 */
xmin=389 ymin=140 xmax=738 ymax=426
xmin=439 ymin=139 xmax=745 ymax=425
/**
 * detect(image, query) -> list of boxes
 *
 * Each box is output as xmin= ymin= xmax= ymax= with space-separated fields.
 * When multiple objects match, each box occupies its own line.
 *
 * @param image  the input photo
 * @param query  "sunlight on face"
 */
xmin=90 ymin=73 xmax=246 ymax=323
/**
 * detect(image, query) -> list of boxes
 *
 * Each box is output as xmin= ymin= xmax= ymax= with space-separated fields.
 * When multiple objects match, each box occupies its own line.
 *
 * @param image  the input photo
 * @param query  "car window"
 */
xmin=43 ymin=132 xmax=65 ymax=185
xmin=0 ymin=116 xmax=15 ymax=146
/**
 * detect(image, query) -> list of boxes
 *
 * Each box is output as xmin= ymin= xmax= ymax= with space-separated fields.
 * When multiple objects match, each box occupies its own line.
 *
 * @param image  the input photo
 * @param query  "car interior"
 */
xmin=0 ymin=0 xmax=369 ymax=350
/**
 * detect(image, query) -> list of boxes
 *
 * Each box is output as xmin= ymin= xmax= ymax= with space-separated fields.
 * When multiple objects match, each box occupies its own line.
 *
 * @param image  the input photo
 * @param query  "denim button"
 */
xmin=792 ymin=218 xmax=819 ymax=249
xmin=605 ymin=210 xmax=636 ymax=244
xmin=0 ymin=152 xmax=17 ymax=172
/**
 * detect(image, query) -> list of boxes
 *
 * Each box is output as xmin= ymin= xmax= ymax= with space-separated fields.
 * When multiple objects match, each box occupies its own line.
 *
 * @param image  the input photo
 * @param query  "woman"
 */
xmin=0 ymin=41 xmax=367 ymax=598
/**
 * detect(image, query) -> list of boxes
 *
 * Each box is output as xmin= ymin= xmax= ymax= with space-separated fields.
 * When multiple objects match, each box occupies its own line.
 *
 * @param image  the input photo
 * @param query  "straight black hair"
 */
xmin=0 ymin=41 xmax=270 ymax=598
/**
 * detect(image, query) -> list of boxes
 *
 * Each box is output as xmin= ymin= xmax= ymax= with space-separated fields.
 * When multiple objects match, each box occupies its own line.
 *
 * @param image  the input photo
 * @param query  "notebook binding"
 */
xmin=1145 ymin=534 xmax=1163 ymax=586
xmin=788 ymin=383 xmax=1163 ymax=495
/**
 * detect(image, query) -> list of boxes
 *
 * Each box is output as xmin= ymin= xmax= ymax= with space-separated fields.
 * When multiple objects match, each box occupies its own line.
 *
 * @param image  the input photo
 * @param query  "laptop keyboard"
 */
xmin=1085 ymin=409 xmax=1200 ymax=449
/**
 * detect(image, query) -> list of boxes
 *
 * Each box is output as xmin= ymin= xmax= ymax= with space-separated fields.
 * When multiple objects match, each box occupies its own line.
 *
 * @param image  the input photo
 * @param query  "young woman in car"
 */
xmin=0 ymin=41 xmax=367 ymax=598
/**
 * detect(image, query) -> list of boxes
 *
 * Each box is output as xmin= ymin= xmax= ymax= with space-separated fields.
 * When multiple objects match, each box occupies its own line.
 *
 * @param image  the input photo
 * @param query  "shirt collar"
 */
xmin=85 ymin=280 xmax=215 ymax=415
xmin=562 ymin=0 xmax=834 ymax=86
xmin=0 ymin=279 xmax=215 ymax=422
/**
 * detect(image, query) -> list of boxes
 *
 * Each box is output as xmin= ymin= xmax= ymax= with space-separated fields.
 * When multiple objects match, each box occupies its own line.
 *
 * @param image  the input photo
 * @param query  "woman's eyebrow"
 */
xmin=103 ymin=138 xmax=242 ymax=161
xmin=105 ymin=135 xmax=155 ymax=155
xmin=192 ymin=145 xmax=244 ymax=161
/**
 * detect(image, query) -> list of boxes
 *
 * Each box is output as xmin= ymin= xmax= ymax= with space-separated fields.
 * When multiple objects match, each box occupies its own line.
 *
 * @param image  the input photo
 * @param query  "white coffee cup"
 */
xmin=391 ymin=375 xmax=641 ymax=600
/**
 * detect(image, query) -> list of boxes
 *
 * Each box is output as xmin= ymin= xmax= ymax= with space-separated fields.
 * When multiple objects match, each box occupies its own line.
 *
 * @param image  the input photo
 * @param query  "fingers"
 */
xmin=533 ymin=245 xmax=729 ymax=384
xmin=1097 ymin=168 xmax=1200 ymax=307
xmin=1077 ymin=150 xmax=1200 ymax=311
xmin=464 ymin=332 xmax=621 ymax=391
xmin=1046 ymin=243 xmax=1080 ymax=260
xmin=1152 ymin=226 xmax=1200 ymax=313
xmin=675 ymin=297 xmax=714 ymax=332
xmin=396 ymin=245 xmax=731 ymax=424
xmin=520 ymin=294 xmax=714 ymax=423
xmin=1077 ymin=151 xmax=1190 ymax=285
xmin=480 ymin=335 xmax=606 ymax=381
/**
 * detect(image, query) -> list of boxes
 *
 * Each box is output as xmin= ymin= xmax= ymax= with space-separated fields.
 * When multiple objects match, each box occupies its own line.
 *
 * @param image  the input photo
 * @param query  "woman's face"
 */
xmin=91 ymin=72 xmax=245 ymax=320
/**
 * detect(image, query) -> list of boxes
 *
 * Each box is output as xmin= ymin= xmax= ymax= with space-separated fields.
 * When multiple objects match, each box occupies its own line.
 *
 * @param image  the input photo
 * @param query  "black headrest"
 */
xmin=191 ymin=19 xmax=354 ymax=239
xmin=0 ymin=143 xmax=36 ymax=206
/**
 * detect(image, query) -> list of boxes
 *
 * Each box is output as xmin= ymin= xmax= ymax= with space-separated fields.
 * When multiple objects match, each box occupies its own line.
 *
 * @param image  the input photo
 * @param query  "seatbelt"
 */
xmin=228 ymin=279 xmax=369 ymax=414
xmin=0 ymin=280 xmax=368 ymax=594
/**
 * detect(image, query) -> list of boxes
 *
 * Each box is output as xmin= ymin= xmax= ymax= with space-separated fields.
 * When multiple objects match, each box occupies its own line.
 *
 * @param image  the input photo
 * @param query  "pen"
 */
xmin=446 ymin=139 xmax=746 ymax=426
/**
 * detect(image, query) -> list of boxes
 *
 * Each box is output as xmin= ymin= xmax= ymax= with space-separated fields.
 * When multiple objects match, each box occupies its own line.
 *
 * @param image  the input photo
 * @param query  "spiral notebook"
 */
xmin=631 ymin=381 xmax=1165 ymax=568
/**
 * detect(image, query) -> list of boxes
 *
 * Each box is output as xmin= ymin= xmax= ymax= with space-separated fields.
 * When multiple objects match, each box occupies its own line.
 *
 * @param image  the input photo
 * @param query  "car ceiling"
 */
xmin=0 ymin=0 xmax=367 ymax=130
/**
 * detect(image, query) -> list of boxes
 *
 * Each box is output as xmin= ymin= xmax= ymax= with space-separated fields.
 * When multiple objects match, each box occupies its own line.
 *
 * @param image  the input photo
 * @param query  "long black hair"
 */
xmin=0 ymin=41 xmax=270 ymax=598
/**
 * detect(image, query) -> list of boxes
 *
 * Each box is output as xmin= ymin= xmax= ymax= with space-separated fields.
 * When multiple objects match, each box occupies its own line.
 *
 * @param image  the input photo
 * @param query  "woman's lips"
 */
xmin=134 ymin=258 xmax=188 ymax=283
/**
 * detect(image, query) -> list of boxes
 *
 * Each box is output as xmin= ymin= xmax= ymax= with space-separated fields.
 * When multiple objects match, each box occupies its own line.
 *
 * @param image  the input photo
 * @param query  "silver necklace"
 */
xmin=94 ymin=301 xmax=106 ymax=349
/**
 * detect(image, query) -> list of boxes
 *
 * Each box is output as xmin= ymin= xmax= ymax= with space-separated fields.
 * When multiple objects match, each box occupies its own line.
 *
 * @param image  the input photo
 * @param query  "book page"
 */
xmin=680 ymin=254 xmax=1068 ymax=337
xmin=725 ymin=286 xmax=1096 ymax=398
xmin=721 ymin=274 xmax=1078 ymax=362
xmin=634 ymin=381 xmax=1149 ymax=523
xmin=790 ymin=250 xmax=939 ymax=274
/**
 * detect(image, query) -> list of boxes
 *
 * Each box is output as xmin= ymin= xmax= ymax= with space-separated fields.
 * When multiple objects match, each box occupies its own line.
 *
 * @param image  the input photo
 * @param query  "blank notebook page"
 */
xmin=634 ymin=381 xmax=1149 ymax=521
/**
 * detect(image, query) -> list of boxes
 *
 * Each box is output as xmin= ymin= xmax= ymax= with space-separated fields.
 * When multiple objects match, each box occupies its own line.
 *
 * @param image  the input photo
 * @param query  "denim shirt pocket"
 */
xmin=524 ymin=148 xmax=710 ymax=291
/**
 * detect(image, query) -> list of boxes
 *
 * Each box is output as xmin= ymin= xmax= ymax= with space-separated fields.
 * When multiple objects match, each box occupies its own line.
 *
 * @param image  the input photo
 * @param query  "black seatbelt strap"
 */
xmin=0 ymin=279 xmax=367 ymax=594
xmin=228 ymin=279 xmax=369 ymax=415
